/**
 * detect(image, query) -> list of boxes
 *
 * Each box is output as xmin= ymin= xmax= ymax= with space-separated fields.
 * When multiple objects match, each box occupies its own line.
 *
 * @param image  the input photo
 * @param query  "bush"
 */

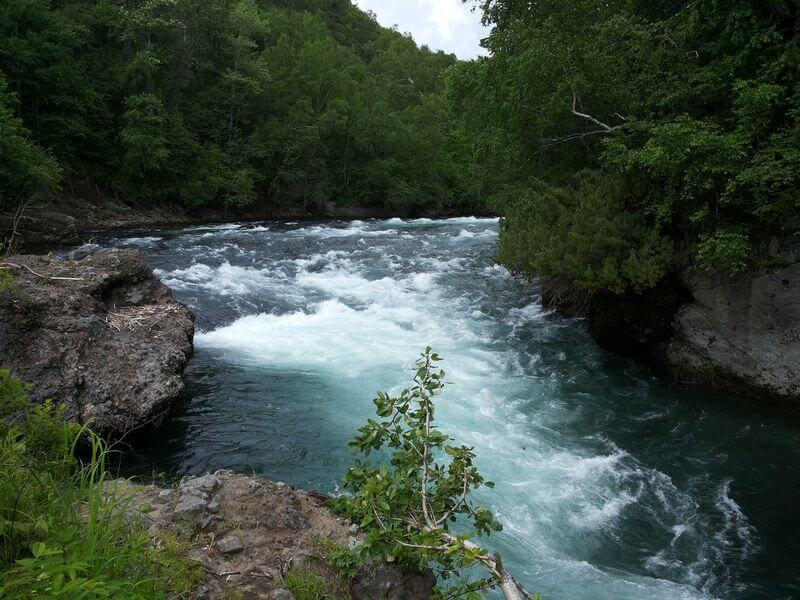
xmin=0 ymin=371 xmax=198 ymax=599
xmin=496 ymin=173 xmax=675 ymax=294
xmin=335 ymin=349 xmax=537 ymax=600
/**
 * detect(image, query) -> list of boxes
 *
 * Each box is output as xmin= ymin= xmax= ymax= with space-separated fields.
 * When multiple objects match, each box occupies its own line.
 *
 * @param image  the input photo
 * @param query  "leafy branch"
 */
xmin=336 ymin=348 xmax=537 ymax=600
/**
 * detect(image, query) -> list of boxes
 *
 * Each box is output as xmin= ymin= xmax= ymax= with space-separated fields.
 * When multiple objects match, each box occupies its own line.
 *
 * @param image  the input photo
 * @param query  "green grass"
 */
xmin=0 ymin=370 xmax=202 ymax=599
xmin=285 ymin=570 xmax=337 ymax=600
xmin=283 ymin=543 xmax=357 ymax=600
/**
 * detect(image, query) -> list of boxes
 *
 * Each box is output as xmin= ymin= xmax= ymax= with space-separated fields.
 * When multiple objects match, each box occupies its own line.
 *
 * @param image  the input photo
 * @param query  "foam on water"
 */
xmin=88 ymin=217 xmax=799 ymax=600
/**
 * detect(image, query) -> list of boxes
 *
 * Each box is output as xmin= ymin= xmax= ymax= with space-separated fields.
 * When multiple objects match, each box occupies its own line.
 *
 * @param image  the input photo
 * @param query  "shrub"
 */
xmin=0 ymin=371 xmax=198 ymax=599
xmin=335 ymin=348 xmax=538 ymax=600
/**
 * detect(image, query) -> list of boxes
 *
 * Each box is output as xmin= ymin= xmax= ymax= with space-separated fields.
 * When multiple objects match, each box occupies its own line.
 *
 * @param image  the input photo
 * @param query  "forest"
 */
xmin=451 ymin=0 xmax=800 ymax=296
xmin=3 ymin=1 xmax=799 ymax=299
xmin=2 ymin=2 xmax=800 ymax=599
xmin=0 ymin=0 xmax=472 ymax=215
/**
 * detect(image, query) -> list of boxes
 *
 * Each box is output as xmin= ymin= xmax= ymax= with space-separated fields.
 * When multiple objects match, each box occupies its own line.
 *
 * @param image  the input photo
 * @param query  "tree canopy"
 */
xmin=0 ymin=0 xmax=474 ymax=214
xmin=450 ymin=0 xmax=800 ymax=293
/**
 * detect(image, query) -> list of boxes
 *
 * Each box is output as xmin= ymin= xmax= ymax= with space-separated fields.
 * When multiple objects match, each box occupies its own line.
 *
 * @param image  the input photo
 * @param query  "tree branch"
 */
xmin=541 ymin=93 xmax=629 ymax=147
xmin=436 ymin=471 xmax=470 ymax=526
xmin=1 ymin=262 xmax=85 ymax=282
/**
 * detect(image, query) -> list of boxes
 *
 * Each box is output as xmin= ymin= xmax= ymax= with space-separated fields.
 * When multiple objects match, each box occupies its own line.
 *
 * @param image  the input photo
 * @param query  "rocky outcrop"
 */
xmin=540 ymin=253 xmax=800 ymax=404
xmin=118 ymin=470 xmax=435 ymax=600
xmin=0 ymin=248 xmax=194 ymax=434
xmin=584 ymin=276 xmax=690 ymax=357
xmin=654 ymin=261 xmax=800 ymax=403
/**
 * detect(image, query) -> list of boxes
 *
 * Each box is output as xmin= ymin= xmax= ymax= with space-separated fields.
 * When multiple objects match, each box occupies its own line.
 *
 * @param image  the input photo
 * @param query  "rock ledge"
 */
xmin=118 ymin=470 xmax=434 ymax=600
xmin=0 ymin=248 xmax=194 ymax=434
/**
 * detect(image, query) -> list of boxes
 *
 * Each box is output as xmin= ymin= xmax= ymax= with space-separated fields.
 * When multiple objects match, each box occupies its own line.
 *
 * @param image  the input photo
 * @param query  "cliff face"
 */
xmin=654 ymin=262 xmax=800 ymax=403
xmin=0 ymin=249 xmax=195 ymax=434
xmin=576 ymin=258 xmax=800 ymax=405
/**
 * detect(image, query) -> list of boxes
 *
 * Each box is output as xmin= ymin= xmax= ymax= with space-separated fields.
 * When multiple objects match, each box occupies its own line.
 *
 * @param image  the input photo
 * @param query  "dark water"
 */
xmin=80 ymin=218 xmax=800 ymax=599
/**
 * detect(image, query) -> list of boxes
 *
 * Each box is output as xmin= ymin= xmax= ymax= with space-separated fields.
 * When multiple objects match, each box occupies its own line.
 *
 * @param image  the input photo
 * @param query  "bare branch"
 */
xmin=571 ymin=92 xmax=614 ymax=131
xmin=540 ymin=92 xmax=630 ymax=147
xmin=420 ymin=354 xmax=435 ymax=528
xmin=436 ymin=471 xmax=470 ymax=526
xmin=1 ymin=262 xmax=85 ymax=282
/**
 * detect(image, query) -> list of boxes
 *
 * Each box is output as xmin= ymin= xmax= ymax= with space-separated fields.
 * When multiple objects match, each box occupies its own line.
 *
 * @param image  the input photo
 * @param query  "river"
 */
xmin=79 ymin=217 xmax=799 ymax=599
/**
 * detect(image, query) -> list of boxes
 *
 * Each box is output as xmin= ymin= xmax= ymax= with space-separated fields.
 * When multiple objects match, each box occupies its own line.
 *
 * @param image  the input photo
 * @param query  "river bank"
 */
xmin=0 ymin=247 xmax=434 ymax=600
xmin=2 ymin=178 xmax=490 ymax=252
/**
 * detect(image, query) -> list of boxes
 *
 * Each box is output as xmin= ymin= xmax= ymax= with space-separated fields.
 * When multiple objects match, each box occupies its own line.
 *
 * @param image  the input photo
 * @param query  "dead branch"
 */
xmin=541 ymin=93 xmax=630 ymax=147
xmin=105 ymin=304 xmax=183 ymax=332
xmin=3 ymin=198 xmax=31 ymax=259
xmin=0 ymin=262 xmax=85 ymax=281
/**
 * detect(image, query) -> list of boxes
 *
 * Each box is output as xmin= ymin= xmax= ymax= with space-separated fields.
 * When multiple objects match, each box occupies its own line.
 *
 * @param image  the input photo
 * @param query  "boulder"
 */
xmin=0 ymin=248 xmax=194 ymax=434
xmin=352 ymin=556 xmax=436 ymax=600
xmin=216 ymin=535 xmax=244 ymax=555
xmin=173 ymin=495 xmax=208 ymax=524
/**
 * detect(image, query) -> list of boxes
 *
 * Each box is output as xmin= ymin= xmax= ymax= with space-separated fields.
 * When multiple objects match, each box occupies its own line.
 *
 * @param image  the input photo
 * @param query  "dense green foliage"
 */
xmin=0 ymin=371 xmax=202 ymax=598
xmin=451 ymin=0 xmax=800 ymax=292
xmin=335 ymin=349 xmax=534 ymax=600
xmin=0 ymin=0 xmax=472 ymax=215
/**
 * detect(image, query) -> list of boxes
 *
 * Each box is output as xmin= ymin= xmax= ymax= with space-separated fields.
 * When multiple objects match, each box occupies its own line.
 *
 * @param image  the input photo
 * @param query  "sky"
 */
xmin=352 ymin=0 xmax=489 ymax=60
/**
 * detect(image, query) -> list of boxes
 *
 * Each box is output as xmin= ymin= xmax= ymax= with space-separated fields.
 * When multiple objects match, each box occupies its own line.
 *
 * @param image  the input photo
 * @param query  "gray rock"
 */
xmin=289 ymin=553 xmax=310 ymax=570
xmin=187 ymin=549 xmax=216 ymax=572
xmin=656 ymin=261 xmax=800 ymax=402
xmin=207 ymin=500 xmax=220 ymax=514
xmin=269 ymin=590 xmax=296 ymax=600
xmin=353 ymin=556 xmax=435 ymax=600
xmin=173 ymin=495 xmax=207 ymax=523
xmin=195 ymin=586 xmax=210 ymax=600
xmin=157 ymin=489 xmax=174 ymax=502
xmin=187 ymin=474 xmax=220 ymax=494
xmin=216 ymin=535 xmax=244 ymax=555
xmin=255 ymin=565 xmax=281 ymax=580
xmin=0 ymin=249 xmax=195 ymax=435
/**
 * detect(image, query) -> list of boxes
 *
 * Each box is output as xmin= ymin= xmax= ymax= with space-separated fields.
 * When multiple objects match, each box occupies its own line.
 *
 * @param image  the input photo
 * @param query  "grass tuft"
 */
xmin=0 ymin=369 xmax=203 ymax=598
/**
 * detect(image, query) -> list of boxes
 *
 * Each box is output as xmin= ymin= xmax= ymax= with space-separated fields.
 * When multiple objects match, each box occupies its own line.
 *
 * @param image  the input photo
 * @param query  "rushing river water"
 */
xmin=81 ymin=218 xmax=798 ymax=599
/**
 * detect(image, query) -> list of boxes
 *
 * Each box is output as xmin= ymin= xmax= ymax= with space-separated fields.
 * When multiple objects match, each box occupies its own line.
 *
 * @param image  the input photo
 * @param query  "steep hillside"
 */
xmin=0 ymin=0 xmax=475 ymax=237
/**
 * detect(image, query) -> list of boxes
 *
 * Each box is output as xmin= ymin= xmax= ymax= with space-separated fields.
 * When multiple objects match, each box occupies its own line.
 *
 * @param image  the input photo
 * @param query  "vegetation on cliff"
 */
xmin=450 ymin=0 xmax=800 ymax=295
xmin=0 ymin=0 xmax=472 ymax=218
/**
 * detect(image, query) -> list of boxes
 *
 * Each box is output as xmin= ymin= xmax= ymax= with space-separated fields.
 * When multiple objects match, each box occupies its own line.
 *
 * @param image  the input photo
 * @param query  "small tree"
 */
xmin=337 ymin=348 xmax=536 ymax=600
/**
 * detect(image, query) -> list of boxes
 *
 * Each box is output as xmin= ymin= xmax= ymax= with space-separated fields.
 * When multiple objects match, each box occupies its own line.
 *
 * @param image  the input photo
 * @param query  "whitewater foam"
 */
xmin=105 ymin=216 xmax=775 ymax=599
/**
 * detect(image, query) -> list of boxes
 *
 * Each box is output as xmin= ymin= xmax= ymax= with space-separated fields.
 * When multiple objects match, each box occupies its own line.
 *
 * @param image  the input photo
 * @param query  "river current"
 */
xmin=80 ymin=218 xmax=798 ymax=599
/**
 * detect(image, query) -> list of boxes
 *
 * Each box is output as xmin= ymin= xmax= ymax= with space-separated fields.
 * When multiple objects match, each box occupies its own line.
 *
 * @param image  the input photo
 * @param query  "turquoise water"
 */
xmin=92 ymin=218 xmax=799 ymax=599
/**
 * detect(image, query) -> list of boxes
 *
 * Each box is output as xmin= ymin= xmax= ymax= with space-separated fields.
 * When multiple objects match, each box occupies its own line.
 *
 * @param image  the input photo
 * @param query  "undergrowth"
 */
xmin=284 ymin=538 xmax=361 ymax=600
xmin=0 ymin=369 xmax=200 ymax=599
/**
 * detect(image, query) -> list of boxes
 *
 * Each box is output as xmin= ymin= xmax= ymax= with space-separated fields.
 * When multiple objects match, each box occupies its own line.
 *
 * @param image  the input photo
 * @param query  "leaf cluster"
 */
xmin=335 ymin=349 xmax=504 ymax=597
xmin=450 ymin=0 xmax=800 ymax=291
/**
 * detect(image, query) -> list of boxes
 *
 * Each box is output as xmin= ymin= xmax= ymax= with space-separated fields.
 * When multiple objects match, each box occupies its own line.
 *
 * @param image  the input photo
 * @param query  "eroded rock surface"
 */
xmin=0 ymin=248 xmax=194 ymax=434
xmin=655 ymin=261 xmax=800 ymax=403
xmin=119 ymin=470 xmax=435 ymax=600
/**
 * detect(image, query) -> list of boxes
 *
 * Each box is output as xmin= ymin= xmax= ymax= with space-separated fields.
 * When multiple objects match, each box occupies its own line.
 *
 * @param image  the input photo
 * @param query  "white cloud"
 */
xmin=352 ymin=0 xmax=488 ymax=59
